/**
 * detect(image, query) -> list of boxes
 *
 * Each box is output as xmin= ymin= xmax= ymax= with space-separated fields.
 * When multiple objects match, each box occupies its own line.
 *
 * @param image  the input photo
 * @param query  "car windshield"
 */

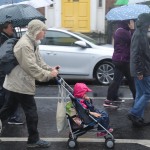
xmin=73 ymin=32 xmax=99 ymax=45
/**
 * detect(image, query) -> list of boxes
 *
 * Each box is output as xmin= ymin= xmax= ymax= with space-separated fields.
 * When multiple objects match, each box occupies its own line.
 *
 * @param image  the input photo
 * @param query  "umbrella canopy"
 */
xmin=106 ymin=4 xmax=150 ymax=21
xmin=115 ymin=0 xmax=150 ymax=5
xmin=128 ymin=0 xmax=150 ymax=4
xmin=0 ymin=0 xmax=23 ymax=5
xmin=0 ymin=0 xmax=54 ymax=9
xmin=28 ymin=0 xmax=54 ymax=8
xmin=115 ymin=0 xmax=129 ymax=5
xmin=0 ymin=4 xmax=46 ymax=27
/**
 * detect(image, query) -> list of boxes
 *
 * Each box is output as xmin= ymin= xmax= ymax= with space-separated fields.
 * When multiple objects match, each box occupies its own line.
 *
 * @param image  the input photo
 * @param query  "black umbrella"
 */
xmin=0 ymin=4 xmax=46 ymax=27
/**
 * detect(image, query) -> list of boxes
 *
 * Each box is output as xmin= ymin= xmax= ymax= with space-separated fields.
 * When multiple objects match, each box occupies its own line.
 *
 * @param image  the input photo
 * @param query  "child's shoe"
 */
xmin=97 ymin=128 xmax=113 ymax=137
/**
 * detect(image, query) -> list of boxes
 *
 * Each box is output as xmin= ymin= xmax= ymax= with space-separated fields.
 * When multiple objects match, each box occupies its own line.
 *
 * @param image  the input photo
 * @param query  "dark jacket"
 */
xmin=0 ymin=38 xmax=18 ymax=74
xmin=0 ymin=32 xmax=14 ymax=78
xmin=130 ymin=13 xmax=150 ymax=77
xmin=112 ymin=21 xmax=132 ymax=62
xmin=0 ymin=32 xmax=13 ymax=46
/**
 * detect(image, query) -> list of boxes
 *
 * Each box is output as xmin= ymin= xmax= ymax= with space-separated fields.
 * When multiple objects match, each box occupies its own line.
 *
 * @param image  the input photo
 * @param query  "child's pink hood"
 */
xmin=73 ymin=83 xmax=92 ymax=98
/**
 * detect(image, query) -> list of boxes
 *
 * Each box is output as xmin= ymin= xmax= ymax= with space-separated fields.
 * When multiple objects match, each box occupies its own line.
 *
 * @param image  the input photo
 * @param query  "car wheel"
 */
xmin=94 ymin=61 xmax=114 ymax=85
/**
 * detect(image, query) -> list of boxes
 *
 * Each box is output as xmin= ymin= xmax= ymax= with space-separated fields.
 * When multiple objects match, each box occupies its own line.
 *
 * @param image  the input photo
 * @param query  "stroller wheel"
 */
xmin=105 ymin=138 xmax=115 ymax=149
xmin=69 ymin=132 xmax=77 ymax=139
xmin=67 ymin=139 xmax=77 ymax=148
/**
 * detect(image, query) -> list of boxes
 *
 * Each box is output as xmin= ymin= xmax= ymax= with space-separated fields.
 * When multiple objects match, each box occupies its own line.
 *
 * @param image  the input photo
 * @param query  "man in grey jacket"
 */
xmin=0 ymin=21 xmax=23 ymax=125
xmin=128 ymin=13 xmax=150 ymax=127
xmin=0 ymin=19 xmax=59 ymax=148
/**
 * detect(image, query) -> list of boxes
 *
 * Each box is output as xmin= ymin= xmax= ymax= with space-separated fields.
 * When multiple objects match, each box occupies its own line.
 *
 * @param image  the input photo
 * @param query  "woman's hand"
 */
xmin=50 ymin=69 xmax=59 ymax=77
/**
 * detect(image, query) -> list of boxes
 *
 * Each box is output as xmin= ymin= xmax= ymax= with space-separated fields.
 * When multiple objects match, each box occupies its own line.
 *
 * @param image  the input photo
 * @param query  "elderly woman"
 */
xmin=0 ymin=19 xmax=59 ymax=148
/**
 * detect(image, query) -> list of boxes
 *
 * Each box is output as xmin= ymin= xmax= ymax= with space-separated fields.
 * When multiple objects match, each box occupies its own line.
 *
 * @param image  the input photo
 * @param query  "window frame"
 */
xmin=98 ymin=0 xmax=103 ymax=8
xmin=41 ymin=30 xmax=79 ymax=47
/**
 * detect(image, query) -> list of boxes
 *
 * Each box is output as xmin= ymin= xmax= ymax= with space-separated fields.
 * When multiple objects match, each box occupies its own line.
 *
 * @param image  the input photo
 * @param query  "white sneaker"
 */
xmin=113 ymin=98 xmax=125 ymax=103
xmin=0 ymin=119 xmax=2 ymax=134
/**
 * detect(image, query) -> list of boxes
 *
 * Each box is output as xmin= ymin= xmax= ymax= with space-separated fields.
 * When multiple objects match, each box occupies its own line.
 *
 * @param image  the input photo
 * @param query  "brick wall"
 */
xmin=37 ymin=7 xmax=45 ymax=16
xmin=106 ymin=0 xmax=116 ymax=13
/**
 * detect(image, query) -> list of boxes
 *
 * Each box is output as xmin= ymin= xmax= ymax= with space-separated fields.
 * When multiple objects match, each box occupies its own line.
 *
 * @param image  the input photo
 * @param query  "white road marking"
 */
xmin=0 ymin=96 xmax=148 ymax=147
xmin=0 ymin=138 xmax=150 ymax=147
xmin=12 ymin=95 xmax=146 ymax=148
xmin=35 ymin=97 xmax=133 ymax=100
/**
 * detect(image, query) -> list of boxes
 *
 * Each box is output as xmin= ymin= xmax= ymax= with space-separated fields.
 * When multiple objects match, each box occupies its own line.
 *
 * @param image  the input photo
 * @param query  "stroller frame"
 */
xmin=56 ymin=76 xmax=115 ymax=149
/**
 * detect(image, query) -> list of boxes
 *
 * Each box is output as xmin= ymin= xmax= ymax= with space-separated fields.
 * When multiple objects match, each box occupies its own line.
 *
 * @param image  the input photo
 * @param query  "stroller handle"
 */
xmin=55 ymin=75 xmax=74 ymax=96
xmin=55 ymin=74 xmax=61 ymax=85
xmin=57 ymin=74 xmax=61 ymax=79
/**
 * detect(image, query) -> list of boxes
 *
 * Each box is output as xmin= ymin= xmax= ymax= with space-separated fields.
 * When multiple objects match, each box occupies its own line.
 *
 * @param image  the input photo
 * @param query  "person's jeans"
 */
xmin=107 ymin=61 xmax=136 ymax=100
xmin=96 ymin=110 xmax=109 ymax=130
xmin=0 ymin=90 xmax=39 ymax=143
xmin=130 ymin=76 xmax=150 ymax=118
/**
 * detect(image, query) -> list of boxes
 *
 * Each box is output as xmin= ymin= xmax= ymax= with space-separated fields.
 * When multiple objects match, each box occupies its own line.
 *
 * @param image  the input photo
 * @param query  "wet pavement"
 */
xmin=0 ymin=84 xmax=150 ymax=150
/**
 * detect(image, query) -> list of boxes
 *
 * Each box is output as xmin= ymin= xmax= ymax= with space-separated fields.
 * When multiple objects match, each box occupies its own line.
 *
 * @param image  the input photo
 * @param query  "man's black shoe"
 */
xmin=127 ymin=113 xmax=137 ymax=121
xmin=127 ymin=113 xmax=145 ymax=127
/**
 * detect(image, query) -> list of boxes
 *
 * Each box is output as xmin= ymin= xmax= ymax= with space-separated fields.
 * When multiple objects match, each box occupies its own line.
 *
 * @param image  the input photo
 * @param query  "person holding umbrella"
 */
xmin=0 ymin=21 xmax=23 ymax=125
xmin=0 ymin=19 xmax=59 ymax=148
xmin=104 ymin=19 xmax=136 ymax=107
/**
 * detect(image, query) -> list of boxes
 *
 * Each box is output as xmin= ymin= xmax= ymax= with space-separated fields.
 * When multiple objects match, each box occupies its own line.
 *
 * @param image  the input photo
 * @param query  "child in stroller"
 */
xmin=73 ymin=83 xmax=113 ymax=136
xmin=56 ymin=76 xmax=115 ymax=149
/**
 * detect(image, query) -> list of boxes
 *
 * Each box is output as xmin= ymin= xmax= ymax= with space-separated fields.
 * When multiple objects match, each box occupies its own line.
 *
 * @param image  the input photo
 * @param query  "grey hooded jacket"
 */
xmin=130 ymin=13 xmax=150 ymax=77
xmin=3 ymin=20 xmax=53 ymax=95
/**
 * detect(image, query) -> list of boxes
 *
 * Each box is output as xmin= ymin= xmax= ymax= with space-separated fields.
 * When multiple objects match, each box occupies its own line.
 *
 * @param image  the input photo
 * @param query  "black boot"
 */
xmin=127 ymin=113 xmax=145 ymax=127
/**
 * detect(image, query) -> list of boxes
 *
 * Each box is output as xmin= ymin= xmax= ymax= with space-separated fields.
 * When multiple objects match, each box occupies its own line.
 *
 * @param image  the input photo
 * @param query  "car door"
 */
xmin=40 ymin=30 xmax=92 ymax=76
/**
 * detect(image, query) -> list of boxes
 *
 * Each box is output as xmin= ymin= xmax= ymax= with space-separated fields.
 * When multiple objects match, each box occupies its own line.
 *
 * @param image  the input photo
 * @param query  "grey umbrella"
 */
xmin=0 ymin=4 xmax=46 ymax=27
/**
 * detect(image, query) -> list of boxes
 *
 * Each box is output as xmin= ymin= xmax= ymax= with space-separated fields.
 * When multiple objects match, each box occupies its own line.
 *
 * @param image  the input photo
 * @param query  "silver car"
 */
xmin=39 ymin=28 xmax=114 ymax=85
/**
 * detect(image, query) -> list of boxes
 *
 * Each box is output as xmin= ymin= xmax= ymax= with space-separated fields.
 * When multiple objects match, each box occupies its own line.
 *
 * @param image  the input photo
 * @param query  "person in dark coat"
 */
xmin=0 ymin=21 xmax=23 ymax=125
xmin=128 ymin=13 xmax=150 ymax=127
xmin=104 ymin=20 xmax=136 ymax=107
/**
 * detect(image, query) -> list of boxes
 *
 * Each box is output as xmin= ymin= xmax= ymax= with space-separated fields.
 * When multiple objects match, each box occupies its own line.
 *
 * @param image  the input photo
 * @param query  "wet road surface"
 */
xmin=0 ymin=84 xmax=150 ymax=150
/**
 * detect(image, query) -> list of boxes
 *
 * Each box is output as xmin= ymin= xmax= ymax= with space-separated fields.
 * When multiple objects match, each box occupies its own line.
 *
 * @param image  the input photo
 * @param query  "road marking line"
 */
xmin=0 ymin=138 xmax=150 ymax=147
xmin=35 ymin=97 xmax=133 ymax=100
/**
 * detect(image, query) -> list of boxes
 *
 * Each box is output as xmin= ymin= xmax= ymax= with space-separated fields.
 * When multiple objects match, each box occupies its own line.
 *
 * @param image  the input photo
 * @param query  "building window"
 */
xmin=98 ymin=0 xmax=102 ymax=7
xmin=50 ymin=0 xmax=54 ymax=7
